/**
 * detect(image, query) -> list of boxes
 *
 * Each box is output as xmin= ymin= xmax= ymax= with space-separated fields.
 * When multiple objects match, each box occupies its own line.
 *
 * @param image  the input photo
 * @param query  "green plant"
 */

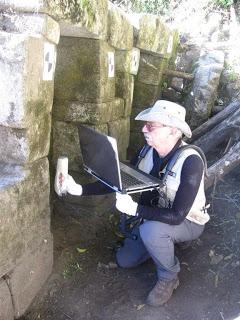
xmin=131 ymin=0 xmax=170 ymax=15
xmin=62 ymin=262 xmax=83 ymax=279
xmin=224 ymin=62 xmax=239 ymax=82
xmin=212 ymin=0 xmax=233 ymax=8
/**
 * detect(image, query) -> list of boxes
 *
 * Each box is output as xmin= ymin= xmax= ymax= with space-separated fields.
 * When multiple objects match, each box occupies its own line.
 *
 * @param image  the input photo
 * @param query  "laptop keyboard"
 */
xmin=120 ymin=170 xmax=145 ymax=188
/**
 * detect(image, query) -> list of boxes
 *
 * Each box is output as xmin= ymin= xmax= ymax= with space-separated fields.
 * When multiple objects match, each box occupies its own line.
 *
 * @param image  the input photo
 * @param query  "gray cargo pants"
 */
xmin=116 ymin=219 xmax=204 ymax=281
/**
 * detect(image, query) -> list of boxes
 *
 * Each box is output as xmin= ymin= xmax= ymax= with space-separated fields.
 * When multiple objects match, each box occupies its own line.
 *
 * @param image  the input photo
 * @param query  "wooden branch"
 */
xmin=187 ymin=100 xmax=240 ymax=143
xmin=163 ymin=69 xmax=194 ymax=80
xmin=205 ymin=141 xmax=240 ymax=190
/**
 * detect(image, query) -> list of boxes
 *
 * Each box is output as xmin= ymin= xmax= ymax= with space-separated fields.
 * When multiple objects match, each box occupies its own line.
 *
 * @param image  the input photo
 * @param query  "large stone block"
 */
xmin=0 ymin=113 xmax=51 ymax=164
xmin=109 ymin=98 xmax=125 ymax=121
xmin=0 ymin=279 xmax=14 ymax=320
xmin=9 ymin=234 xmax=53 ymax=318
xmin=132 ymin=80 xmax=160 ymax=108
xmin=115 ymin=72 xmax=134 ymax=117
xmin=0 ymin=12 xmax=60 ymax=44
xmin=108 ymin=118 xmax=130 ymax=160
xmin=107 ymin=2 xmax=133 ymax=50
xmin=130 ymin=107 xmax=145 ymax=132
xmin=53 ymin=101 xmax=112 ymax=124
xmin=0 ymin=32 xmax=56 ymax=128
xmin=54 ymin=37 xmax=115 ymax=104
xmin=137 ymin=53 xmax=168 ymax=85
xmin=167 ymin=29 xmax=179 ymax=68
xmin=136 ymin=14 xmax=170 ymax=56
xmin=115 ymin=47 xmax=140 ymax=75
xmin=52 ymin=120 xmax=108 ymax=171
xmin=0 ymin=158 xmax=50 ymax=277
xmin=185 ymin=50 xmax=224 ymax=128
xmin=0 ymin=0 xmax=108 ymax=39
xmin=53 ymin=98 xmax=125 ymax=123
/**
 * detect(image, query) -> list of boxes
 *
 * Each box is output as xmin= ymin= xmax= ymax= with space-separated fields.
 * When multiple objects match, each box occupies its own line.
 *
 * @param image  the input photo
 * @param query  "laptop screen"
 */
xmin=78 ymin=125 xmax=122 ymax=190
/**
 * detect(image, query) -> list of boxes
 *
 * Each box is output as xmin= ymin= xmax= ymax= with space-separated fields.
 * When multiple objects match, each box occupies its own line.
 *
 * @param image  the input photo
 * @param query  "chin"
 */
xmin=145 ymin=140 xmax=153 ymax=146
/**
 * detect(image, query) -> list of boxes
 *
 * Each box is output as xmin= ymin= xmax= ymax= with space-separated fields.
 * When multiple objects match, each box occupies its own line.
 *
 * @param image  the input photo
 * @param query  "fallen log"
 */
xmin=188 ymin=100 xmax=240 ymax=143
xmin=205 ymin=141 xmax=240 ymax=190
xmin=192 ymin=108 xmax=240 ymax=153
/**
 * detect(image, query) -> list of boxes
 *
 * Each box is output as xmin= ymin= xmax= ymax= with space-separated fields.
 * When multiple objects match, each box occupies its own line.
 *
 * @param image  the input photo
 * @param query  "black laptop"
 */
xmin=78 ymin=125 xmax=159 ymax=194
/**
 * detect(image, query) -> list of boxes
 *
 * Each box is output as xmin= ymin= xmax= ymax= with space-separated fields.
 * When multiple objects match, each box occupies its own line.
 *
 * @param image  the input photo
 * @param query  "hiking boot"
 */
xmin=146 ymin=277 xmax=179 ymax=307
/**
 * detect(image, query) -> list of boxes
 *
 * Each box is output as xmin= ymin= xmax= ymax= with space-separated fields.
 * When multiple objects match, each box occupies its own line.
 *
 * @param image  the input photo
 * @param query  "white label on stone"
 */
xmin=108 ymin=52 xmax=115 ymax=78
xmin=43 ymin=42 xmax=56 ymax=81
xmin=131 ymin=49 xmax=140 ymax=74
xmin=167 ymin=35 xmax=174 ymax=54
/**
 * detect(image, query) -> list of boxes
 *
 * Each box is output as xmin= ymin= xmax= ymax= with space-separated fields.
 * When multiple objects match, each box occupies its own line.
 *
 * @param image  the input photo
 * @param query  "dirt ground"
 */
xmin=21 ymin=168 xmax=240 ymax=320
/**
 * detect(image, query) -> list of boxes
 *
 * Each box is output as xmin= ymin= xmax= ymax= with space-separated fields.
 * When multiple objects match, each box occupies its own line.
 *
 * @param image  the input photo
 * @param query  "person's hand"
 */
xmin=54 ymin=156 xmax=69 ymax=196
xmin=54 ymin=172 xmax=82 ymax=197
xmin=66 ymin=174 xmax=83 ymax=196
xmin=115 ymin=193 xmax=138 ymax=216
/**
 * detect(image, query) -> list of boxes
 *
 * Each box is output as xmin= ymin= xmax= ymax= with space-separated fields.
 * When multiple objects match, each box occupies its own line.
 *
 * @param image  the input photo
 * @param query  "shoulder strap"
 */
xmin=163 ymin=145 xmax=208 ymax=182
xmin=135 ymin=144 xmax=151 ymax=167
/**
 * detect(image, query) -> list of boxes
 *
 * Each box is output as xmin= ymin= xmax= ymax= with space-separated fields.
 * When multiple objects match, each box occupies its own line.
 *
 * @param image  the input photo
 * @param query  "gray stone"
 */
xmin=110 ymin=98 xmax=125 ymax=121
xmin=171 ymin=77 xmax=184 ymax=92
xmin=54 ymin=98 xmax=125 ymax=123
xmin=115 ymin=72 xmax=134 ymax=116
xmin=52 ymin=120 xmax=82 ymax=172
xmin=115 ymin=48 xmax=140 ymax=75
xmin=0 ymin=113 xmax=51 ymax=164
xmin=175 ymin=44 xmax=201 ymax=74
xmin=108 ymin=2 xmax=133 ymax=50
xmin=130 ymin=107 xmax=145 ymax=133
xmin=54 ymin=37 xmax=115 ymax=104
xmin=0 ymin=0 xmax=108 ymax=40
xmin=52 ymin=120 xmax=108 ymax=171
xmin=9 ymin=234 xmax=53 ymax=318
xmin=185 ymin=50 xmax=224 ymax=128
xmin=53 ymin=101 xmax=112 ymax=124
xmin=108 ymin=118 xmax=130 ymax=160
xmin=0 ymin=12 xmax=60 ymax=44
xmin=136 ymin=14 xmax=171 ymax=56
xmin=0 ymin=158 xmax=50 ymax=278
xmin=137 ymin=53 xmax=167 ymax=85
xmin=161 ymin=88 xmax=182 ymax=103
xmin=0 ymin=32 xmax=56 ymax=128
xmin=132 ymin=80 xmax=160 ymax=108
xmin=0 ymin=279 xmax=14 ymax=320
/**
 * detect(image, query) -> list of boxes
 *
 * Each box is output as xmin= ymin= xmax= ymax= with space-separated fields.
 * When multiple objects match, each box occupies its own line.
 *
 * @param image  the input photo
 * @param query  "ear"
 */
xmin=171 ymin=127 xmax=181 ymax=138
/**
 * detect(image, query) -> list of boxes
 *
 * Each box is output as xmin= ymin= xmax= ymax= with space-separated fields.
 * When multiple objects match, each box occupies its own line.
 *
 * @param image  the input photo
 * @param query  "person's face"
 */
xmin=142 ymin=121 xmax=172 ymax=149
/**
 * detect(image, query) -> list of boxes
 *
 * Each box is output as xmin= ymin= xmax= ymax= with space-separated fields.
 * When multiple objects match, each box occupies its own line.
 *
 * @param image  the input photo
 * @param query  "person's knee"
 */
xmin=116 ymin=249 xmax=138 ymax=268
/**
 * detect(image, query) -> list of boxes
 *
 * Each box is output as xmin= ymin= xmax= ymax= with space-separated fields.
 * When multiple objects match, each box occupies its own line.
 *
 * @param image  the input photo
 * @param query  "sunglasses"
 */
xmin=143 ymin=122 xmax=166 ymax=132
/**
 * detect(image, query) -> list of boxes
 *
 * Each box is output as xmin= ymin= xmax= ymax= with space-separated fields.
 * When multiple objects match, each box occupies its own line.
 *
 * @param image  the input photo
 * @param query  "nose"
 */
xmin=142 ymin=123 xmax=148 ymax=133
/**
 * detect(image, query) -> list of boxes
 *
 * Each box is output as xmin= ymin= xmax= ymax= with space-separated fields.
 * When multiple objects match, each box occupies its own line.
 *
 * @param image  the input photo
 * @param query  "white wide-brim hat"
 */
xmin=135 ymin=100 xmax=192 ymax=138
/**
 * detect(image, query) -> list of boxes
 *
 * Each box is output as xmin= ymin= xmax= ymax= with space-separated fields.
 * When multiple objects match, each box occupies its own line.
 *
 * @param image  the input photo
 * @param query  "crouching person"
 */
xmin=55 ymin=100 xmax=210 ymax=307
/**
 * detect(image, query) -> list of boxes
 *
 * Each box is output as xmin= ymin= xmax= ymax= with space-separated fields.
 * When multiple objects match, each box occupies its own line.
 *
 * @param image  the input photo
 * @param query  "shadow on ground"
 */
xmin=21 ymin=168 xmax=240 ymax=320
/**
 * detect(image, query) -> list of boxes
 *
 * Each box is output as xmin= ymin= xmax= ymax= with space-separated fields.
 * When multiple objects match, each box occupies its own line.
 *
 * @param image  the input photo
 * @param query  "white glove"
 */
xmin=116 ymin=193 xmax=138 ymax=216
xmin=54 ymin=156 xmax=68 ymax=196
xmin=54 ymin=172 xmax=82 ymax=197
xmin=66 ymin=175 xmax=83 ymax=196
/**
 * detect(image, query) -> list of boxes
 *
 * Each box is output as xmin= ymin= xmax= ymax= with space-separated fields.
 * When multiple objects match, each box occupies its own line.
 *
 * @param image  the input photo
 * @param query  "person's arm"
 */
xmin=137 ymin=155 xmax=204 ymax=225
